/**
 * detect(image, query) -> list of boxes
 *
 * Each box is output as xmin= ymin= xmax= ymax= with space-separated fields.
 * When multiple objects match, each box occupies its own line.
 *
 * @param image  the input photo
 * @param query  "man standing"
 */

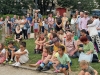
xmin=76 ymin=12 xmax=84 ymax=37
xmin=80 ymin=12 xmax=90 ymax=31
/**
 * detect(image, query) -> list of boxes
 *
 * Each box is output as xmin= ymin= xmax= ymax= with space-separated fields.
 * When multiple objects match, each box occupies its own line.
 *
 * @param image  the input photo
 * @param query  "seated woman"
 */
xmin=0 ymin=43 xmax=6 ymax=64
xmin=14 ymin=25 xmax=22 ymax=42
xmin=79 ymin=36 xmax=100 ymax=63
xmin=34 ymin=33 xmax=46 ymax=54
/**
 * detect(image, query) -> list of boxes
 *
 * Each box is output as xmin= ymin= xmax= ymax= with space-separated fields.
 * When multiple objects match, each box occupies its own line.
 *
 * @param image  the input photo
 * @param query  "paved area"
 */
xmin=0 ymin=65 xmax=52 ymax=75
xmin=0 ymin=65 xmax=78 ymax=75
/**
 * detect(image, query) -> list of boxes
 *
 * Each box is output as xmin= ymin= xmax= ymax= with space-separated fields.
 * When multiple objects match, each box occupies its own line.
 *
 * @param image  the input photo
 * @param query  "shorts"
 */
xmin=34 ymin=29 xmax=38 ymax=33
xmin=59 ymin=62 xmax=72 ymax=70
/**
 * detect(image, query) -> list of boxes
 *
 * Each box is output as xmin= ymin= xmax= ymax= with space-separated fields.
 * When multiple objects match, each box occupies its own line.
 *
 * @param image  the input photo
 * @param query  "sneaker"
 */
xmin=42 ymin=66 xmax=50 ymax=71
xmin=3 ymin=60 xmax=8 ymax=64
xmin=15 ymin=62 xmax=21 ymax=67
xmin=36 ymin=66 xmax=43 ymax=71
xmin=12 ymin=62 xmax=17 ymax=66
xmin=8 ymin=60 xmax=13 ymax=64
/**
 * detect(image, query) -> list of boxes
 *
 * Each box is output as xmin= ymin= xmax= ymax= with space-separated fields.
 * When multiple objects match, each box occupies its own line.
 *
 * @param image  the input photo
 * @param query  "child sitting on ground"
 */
xmin=78 ymin=60 xmax=98 ymax=75
xmin=4 ymin=41 xmax=17 ymax=64
xmin=55 ymin=45 xmax=72 ymax=75
xmin=0 ymin=43 xmax=6 ymax=64
xmin=12 ymin=42 xmax=29 ymax=66
xmin=29 ymin=46 xmax=49 ymax=67
xmin=34 ymin=33 xmax=46 ymax=54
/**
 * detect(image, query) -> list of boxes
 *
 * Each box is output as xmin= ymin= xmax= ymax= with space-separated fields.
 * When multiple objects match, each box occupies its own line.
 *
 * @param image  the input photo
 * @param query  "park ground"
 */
xmin=25 ymin=39 xmax=100 ymax=74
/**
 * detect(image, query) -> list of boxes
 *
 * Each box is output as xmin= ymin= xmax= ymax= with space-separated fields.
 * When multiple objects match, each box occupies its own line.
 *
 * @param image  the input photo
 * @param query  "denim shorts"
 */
xmin=59 ymin=62 xmax=72 ymax=70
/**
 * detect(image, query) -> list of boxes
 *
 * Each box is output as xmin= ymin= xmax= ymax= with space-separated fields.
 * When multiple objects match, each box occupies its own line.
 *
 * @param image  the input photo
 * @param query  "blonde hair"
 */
xmin=80 ymin=60 xmax=89 ymax=66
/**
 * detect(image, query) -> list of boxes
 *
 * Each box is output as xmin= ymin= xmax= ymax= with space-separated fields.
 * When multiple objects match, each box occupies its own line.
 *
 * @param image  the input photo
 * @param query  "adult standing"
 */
xmin=48 ymin=13 xmax=54 ymax=32
xmin=6 ymin=16 xmax=12 ymax=35
xmin=62 ymin=13 xmax=68 ymax=31
xmin=26 ymin=13 xmax=32 ymax=38
xmin=20 ymin=16 xmax=29 ymax=39
xmin=80 ymin=12 xmax=90 ymax=31
xmin=76 ymin=12 xmax=84 ymax=37
xmin=11 ymin=15 xmax=17 ymax=33
xmin=71 ymin=14 xmax=77 ymax=35
xmin=55 ymin=12 xmax=62 ymax=32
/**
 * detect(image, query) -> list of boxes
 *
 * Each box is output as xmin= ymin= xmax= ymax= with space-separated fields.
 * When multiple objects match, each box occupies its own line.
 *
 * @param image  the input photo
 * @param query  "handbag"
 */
xmin=78 ymin=52 xmax=93 ymax=62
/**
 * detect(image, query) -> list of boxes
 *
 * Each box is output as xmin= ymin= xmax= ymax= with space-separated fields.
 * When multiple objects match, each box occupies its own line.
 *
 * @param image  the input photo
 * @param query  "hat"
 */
xmin=52 ymin=37 xmax=59 ymax=43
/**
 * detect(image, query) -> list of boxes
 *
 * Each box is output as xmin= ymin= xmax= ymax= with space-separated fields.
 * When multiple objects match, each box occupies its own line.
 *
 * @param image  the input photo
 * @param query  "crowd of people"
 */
xmin=0 ymin=10 xmax=100 ymax=75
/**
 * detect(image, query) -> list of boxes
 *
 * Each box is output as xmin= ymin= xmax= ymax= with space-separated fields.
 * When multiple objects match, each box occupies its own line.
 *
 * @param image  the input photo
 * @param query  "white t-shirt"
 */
xmin=95 ymin=19 xmax=100 ymax=32
xmin=88 ymin=24 xmax=98 ymax=36
xmin=16 ymin=49 xmax=29 ymax=63
xmin=1 ymin=49 xmax=6 ymax=54
xmin=71 ymin=18 xmax=77 ymax=25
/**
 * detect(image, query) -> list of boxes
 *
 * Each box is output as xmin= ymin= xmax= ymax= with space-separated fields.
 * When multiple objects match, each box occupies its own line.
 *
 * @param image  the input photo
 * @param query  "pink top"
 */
xmin=63 ymin=39 xmax=75 ymax=56
xmin=80 ymin=17 xmax=90 ymax=30
xmin=48 ymin=17 xmax=54 ymax=28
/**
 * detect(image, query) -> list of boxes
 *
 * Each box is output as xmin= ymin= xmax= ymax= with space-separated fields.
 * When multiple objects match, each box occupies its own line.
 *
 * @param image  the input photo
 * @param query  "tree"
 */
xmin=34 ymin=0 xmax=55 ymax=15
xmin=57 ymin=0 xmax=96 ymax=12
xmin=0 ymin=0 xmax=34 ymax=15
xmin=96 ymin=0 xmax=100 ymax=8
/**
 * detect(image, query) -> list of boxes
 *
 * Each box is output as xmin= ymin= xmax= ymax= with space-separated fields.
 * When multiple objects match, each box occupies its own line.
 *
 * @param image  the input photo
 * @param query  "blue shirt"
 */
xmin=26 ymin=17 xmax=32 ymax=23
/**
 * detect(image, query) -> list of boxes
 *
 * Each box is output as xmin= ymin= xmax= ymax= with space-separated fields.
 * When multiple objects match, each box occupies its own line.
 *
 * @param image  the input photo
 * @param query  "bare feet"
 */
xmin=29 ymin=64 xmax=37 ymax=67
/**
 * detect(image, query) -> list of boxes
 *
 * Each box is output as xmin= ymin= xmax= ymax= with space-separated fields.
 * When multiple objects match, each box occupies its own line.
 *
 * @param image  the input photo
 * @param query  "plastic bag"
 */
xmin=78 ymin=52 xmax=93 ymax=62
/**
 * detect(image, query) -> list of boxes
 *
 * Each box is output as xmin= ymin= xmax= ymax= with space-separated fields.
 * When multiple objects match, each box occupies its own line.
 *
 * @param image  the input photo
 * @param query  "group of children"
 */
xmin=0 ymin=41 xmax=29 ymax=66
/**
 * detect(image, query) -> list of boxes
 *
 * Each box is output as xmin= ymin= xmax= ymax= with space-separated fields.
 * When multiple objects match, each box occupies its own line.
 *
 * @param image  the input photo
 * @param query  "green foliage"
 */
xmin=4 ymin=36 xmax=19 ymax=49
xmin=96 ymin=0 xmax=100 ymax=8
xmin=0 ymin=0 xmax=34 ymax=15
xmin=57 ymin=0 xmax=96 ymax=12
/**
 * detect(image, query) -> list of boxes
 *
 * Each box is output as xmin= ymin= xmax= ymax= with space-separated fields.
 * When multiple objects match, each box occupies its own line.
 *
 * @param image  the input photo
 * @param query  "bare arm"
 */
xmin=14 ymin=51 xmax=27 ymax=55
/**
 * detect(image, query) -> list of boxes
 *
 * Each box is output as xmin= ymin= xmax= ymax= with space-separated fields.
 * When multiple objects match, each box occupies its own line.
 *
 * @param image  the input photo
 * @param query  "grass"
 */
xmin=24 ymin=39 xmax=100 ymax=74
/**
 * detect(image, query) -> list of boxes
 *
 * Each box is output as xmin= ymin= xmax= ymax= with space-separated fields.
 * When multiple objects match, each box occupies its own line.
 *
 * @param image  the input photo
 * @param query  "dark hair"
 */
xmin=80 ymin=36 xmax=88 ymax=42
xmin=44 ymin=46 xmax=53 ymax=55
xmin=87 ymin=19 xmax=93 ymax=25
xmin=8 ymin=41 xmax=14 ymax=45
xmin=84 ymin=12 xmax=89 ymax=15
xmin=0 ymin=43 xmax=4 ymax=50
xmin=51 ymin=33 xmax=58 ymax=38
xmin=20 ymin=42 xmax=26 ymax=47
xmin=59 ymin=45 xmax=65 ymax=52
xmin=81 ymin=29 xmax=87 ymax=34
xmin=92 ymin=15 xmax=98 ymax=19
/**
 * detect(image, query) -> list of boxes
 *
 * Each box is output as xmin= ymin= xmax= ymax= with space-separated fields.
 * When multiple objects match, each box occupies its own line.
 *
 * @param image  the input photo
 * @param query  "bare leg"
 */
xmin=5 ymin=51 xmax=9 ymax=60
xmin=62 ymin=68 xmax=68 ymax=75
xmin=11 ymin=51 xmax=14 ymax=60
xmin=85 ymin=72 xmax=91 ymax=75
xmin=15 ymin=55 xmax=20 ymax=62
xmin=78 ymin=71 xmax=85 ymax=75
